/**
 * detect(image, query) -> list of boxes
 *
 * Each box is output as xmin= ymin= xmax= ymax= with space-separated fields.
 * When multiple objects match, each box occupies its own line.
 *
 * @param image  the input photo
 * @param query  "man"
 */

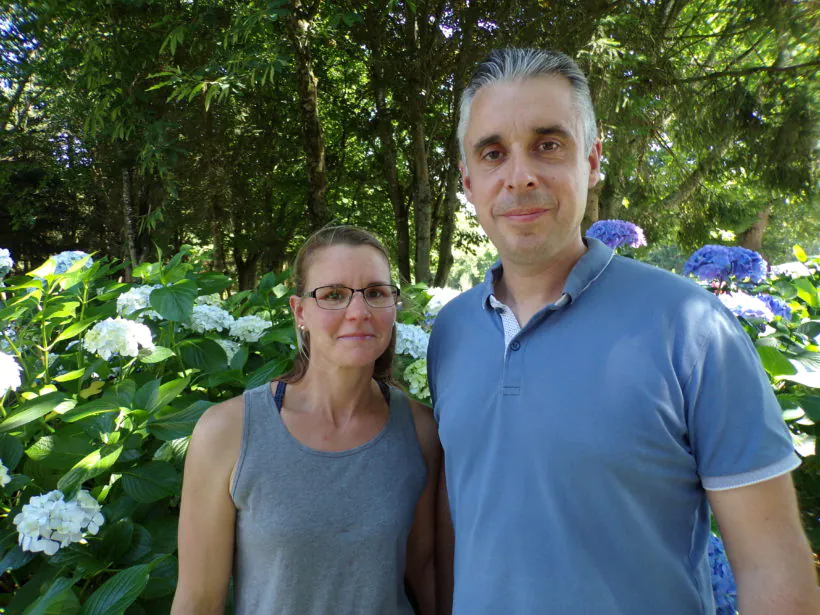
xmin=428 ymin=48 xmax=817 ymax=614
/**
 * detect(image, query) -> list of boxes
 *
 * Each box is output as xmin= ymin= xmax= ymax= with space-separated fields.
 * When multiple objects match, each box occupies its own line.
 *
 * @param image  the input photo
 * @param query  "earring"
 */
xmin=299 ymin=325 xmax=306 ymax=331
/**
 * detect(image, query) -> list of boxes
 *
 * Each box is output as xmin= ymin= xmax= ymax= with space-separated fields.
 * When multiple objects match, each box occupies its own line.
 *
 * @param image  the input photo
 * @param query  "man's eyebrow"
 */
xmin=535 ymin=125 xmax=575 ymax=141
xmin=471 ymin=133 xmax=501 ymax=156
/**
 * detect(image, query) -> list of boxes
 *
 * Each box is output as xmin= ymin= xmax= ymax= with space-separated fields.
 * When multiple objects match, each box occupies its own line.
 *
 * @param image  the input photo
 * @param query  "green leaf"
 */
xmin=121 ymin=462 xmax=179 ymax=503
xmin=152 ymin=437 xmax=190 ymax=465
xmin=134 ymin=380 xmax=160 ymax=413
xmin=52 ymin=368 xmax=86 ymax=383
xmin=143 ymin=518 xmax=178 ymax=555
xmin=176 ymin=338 xmax=227 ymax=373
xmin=150 ymin=377 xmax=190 ymax=414
xmin=230 ymin=346 xmax=248 ymax=371
xmin=138 ymin=346 xmax=174 ymax=364
xmin=0 ymin=392 xmax=72 ymax=434
xmin=96 ymin=519 xmax=134 ymax=564
xmin=52 ymin=318 xmax=99 ymax=344
xmin=756 ymin=346 xmax=797 ymax=377
xmin=61 ymin=399 xmax=120 ymax=423
xmin=26 ymin=432 xmax=96 ymax=470
xmin=148 ymin=401 xmax=210 ymax=441
xmin=196 ymin=272 xmax=233 ymax=295
xmin=23 ymin=577 xmax=78 ymax=615
xmin=141 ymin=555 xmax=177 ymax=599
xmin=48 ymin=545 xmax=106 ymax=577
xmin=80 ymin=564 xmax=150 ymax=615
xmin=793 ymin=244 xmax=808 ymax=262
xmin=799 ymin=395 xmax=820 ymax=421
xmin=120 ymin=524 xmax=153 ymax=566
xmin=149 ymin=279 xmax=197 ymax=322
xmin=778 ymin=372 xmax=820 ymax=388
xmin=0 ymin=434 xmax=24 ymax=470
xmin=245 ymin=358 xmax=290 ymax=390
xmin=793 ymin=278 xmax=820 ymax=308
xmin=0 ymin=545 xmax=36 ymax=573
xmin=57 ymin=444 xmax=124 ymax=498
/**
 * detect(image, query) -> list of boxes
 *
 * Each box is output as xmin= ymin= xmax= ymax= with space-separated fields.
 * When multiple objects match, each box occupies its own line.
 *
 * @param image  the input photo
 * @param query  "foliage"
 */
xmin=0 ymin=248 xmax=298 ymax=612
xmin=680 ymin=243 xmax=820 ymax=551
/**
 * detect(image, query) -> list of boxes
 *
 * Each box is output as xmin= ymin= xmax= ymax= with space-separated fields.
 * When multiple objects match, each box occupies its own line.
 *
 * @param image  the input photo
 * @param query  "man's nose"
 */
xmin=506 ymin=152 xmax=539 ymax=192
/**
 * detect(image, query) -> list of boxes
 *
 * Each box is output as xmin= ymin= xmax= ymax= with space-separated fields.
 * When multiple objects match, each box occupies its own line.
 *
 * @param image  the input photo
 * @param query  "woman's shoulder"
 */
xmin=189 ymin=393 xmax=246 ymax=461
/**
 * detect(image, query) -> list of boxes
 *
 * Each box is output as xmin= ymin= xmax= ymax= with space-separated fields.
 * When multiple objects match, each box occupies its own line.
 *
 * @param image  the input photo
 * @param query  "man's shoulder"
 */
xmin=434 ymin=284 xmax=485 ymax=323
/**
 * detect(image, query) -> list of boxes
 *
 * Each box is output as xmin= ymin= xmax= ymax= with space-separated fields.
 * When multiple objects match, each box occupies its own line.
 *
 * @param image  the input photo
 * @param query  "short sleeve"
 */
xmin=684 ymin=305 xmax=799 ymax=491
xmin=427 ymin=320 xmax=441 ymax=421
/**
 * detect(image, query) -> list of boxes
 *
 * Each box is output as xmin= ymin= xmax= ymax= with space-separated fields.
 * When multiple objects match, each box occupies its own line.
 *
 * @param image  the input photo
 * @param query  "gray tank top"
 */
xmin=230 ymin=381 xmax=427 ymax=615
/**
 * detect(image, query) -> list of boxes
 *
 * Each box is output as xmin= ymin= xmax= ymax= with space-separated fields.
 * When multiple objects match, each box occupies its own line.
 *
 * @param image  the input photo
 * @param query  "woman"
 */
xmin=172 ymin=226 xmax=439 ymax=615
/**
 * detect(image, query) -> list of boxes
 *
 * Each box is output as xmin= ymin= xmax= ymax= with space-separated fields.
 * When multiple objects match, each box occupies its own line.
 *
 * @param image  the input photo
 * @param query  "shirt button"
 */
xmin=510 ymin=341 xmax=521 ymax=351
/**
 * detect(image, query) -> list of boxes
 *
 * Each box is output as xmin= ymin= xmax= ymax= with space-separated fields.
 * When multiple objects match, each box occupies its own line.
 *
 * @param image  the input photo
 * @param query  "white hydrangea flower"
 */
xmin=52 ymin=251 xmax=92 ymax=275
xmin=395 ymin=323 xmax=429 ymax=360
xmin=83 ymin=317 xmax=154 ymax=360
xmin=0 ymin=248 xmax=13 ymax=277
xmin=13 ymin=489 xmax=105 ymax=555
xmin=116 ymin=284 xmax=163 ymax=321
xmin=189 ymin=304 xmax=235 ymax=334
xmin=230 ymin=315 xmax=271 ymax=343
xmin=0 ymin=352 xmax=23 ymax=397
xmin=215 ymin=338 xmax=241 ymax=364
xmin=771 ymin=261 xmax=812 ymax=279
xmin=404 ymin=357 xmax=430 ymax=400
xmin=425 ymin=287 xmax=460 ymax=317
xmin=195 ymin=293 xmax=223 ymax=306
xmin=0 ymin=460 xmax=11 ymax=487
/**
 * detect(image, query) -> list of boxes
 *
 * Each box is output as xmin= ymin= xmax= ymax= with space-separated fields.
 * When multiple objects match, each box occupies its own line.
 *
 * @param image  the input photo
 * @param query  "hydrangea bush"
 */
xmin=0 ymin=246 xmax=297 ymax=613
xmin=585 ymin=219 xmax=647 ymax=250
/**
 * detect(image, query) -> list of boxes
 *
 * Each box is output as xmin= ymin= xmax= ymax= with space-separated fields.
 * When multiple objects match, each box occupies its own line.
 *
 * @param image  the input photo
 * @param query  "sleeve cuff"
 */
xmin=702 ymin=452 xmax=801 ymax=491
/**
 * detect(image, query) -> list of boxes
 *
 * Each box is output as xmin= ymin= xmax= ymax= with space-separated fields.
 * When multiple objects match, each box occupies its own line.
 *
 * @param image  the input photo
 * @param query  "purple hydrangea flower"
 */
xmin=684 ymin=245 xmax=768 ymax=283
xmin=757 ymin=294 xmax=792 ymax=320
xmin=585 ymin=220 xmax=647 ymax=250
xmin=718 ymin=291 xmax=774 ymax=321
xmin=709 ymin=533 xmax=737 ymax=615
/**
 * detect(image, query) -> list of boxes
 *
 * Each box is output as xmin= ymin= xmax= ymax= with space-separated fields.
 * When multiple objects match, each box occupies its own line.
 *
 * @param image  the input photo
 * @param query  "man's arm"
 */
xmin=436 ymin=459 xmax=454 ymax=615
xmin=708 ymin=473 xmax=818 ymax=615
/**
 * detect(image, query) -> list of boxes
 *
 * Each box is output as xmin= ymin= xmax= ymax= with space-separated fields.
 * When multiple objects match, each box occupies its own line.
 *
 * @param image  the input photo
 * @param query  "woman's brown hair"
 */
xmin=278 ymin=225 xmax=397 ymax=385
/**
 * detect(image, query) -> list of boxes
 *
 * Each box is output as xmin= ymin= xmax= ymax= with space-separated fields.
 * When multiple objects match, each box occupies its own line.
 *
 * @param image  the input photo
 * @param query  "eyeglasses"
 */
xmin=305 ymin=284 xmax=400 ymax=310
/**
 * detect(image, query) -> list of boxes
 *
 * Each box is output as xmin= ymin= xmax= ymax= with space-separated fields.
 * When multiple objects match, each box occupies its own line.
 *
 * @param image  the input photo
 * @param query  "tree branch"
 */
xmin=676 ymin=60 xmax=820 ymax=83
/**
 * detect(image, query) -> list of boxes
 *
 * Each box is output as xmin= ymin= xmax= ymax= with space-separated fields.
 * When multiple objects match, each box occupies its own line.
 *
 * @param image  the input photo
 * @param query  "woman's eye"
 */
xmin=365 ymin=288 xmax=387 ymax=299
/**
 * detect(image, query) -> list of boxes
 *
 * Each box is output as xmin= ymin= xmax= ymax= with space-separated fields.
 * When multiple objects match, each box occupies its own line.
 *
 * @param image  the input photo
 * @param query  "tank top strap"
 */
xmin=273 ymin=380 xmax=286 ymax=411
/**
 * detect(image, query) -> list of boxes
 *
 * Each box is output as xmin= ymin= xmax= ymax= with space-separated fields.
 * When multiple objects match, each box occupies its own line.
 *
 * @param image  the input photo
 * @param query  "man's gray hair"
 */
xmin=458 ymin=48 xmax=598 ymax=166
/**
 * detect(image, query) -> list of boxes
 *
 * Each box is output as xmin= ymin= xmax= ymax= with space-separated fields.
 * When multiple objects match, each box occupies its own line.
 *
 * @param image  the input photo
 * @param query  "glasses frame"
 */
xmin=304 ymin=283 xmax=400 ymax=310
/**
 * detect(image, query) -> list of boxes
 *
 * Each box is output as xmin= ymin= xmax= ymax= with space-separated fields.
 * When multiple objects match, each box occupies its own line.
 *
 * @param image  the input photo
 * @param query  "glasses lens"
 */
xmin=363 ymin=285 xmax=398 ymax=308
xmin=314 ymin=286 xmax=352 ymax=309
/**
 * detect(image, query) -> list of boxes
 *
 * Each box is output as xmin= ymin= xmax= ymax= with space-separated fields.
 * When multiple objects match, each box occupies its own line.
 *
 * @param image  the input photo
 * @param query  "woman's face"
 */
xmin=291 ymin=244 xmax=396 ymax=371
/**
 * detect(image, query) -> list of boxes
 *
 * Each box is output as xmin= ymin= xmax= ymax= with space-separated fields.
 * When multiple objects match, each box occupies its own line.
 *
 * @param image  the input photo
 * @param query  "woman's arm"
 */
xmin=171 ymin=397 xmax=244 ymax=615
xmin=406 ymin=400 xmax=442 ymax=615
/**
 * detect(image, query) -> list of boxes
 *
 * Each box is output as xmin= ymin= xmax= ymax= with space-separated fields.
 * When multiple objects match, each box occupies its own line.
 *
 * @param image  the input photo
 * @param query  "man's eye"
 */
xmin=482 ymin=149 xmax=503 ymax=161
xmin=538 ymin=141 xmax=559 ymax=152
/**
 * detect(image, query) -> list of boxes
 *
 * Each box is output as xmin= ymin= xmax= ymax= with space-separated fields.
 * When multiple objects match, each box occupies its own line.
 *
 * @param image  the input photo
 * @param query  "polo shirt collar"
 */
xmin=481 ymin=237 xmax=614 ymax=310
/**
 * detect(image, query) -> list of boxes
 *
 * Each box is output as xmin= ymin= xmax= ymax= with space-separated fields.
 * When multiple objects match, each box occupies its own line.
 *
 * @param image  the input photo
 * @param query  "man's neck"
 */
xmin=495 ymin=240 xmax=587 ymax=327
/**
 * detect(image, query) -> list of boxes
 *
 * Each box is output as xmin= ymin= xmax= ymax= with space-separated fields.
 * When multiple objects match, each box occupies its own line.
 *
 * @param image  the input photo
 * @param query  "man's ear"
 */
xmin=587 ymin=139 xmax=602 ymax=188
xmin=459 ymin=162 xmax=472 ymax=200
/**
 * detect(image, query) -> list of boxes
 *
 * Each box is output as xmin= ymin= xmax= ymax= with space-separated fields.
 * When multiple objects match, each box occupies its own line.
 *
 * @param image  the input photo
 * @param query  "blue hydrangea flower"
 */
xmin=52 ymin=251 xmax=93 ymax=275
xmin=709 ymin=533 xmax=738 ymax=615
xmin=585 ymin=220 xmax=647 ymax=249
xmin=757 ymin=293 xmax=792 ymax=320
xmin=718 ymin=291 xmax=774 ymax=321
xmin=684 ymin=245 xmax=768 ymax=283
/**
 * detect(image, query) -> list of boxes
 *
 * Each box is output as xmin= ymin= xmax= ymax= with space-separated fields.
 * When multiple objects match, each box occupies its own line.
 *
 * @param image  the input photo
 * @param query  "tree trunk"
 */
xmin=434 ymin=7 xmax=479 ymax=288
xmin=738 ymin=206 xmax=770 ymax=252
xmin=582 ymin=182 xmax=603 ymax=234
xmin=204 ymin=108 xmax=227 ymax=272
xmin=287 ymin=0 xmax=330 ymax=229
xmin=121 ymin=167 xmax=138 ymax=281
xmin=367 ymin=19 xmax=411 ymax=282
xmin=235 ymin=250 xmax=260 ymax=291
xmin=406 ymin=8 xmax=433 ymax=284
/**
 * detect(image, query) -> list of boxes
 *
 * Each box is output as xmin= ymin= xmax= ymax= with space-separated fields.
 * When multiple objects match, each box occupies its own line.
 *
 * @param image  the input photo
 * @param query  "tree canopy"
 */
xmin=2 ymin=0 xmax=817 ymax=285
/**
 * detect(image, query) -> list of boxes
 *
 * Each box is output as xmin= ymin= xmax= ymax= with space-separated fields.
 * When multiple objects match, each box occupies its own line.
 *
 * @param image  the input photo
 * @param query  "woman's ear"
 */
xmin=289 ymin=295 xmax=304 ymax=329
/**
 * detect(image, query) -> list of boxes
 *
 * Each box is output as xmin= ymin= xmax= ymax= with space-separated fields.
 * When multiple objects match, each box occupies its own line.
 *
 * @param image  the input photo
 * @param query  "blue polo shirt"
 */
xmin=427 ymin=238 xmax=798 ymax=614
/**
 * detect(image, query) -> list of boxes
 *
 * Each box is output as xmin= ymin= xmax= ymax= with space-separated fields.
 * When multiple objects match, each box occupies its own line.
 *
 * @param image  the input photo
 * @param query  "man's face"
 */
xmin=460 ymin=75 xmax=601 ymax=268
